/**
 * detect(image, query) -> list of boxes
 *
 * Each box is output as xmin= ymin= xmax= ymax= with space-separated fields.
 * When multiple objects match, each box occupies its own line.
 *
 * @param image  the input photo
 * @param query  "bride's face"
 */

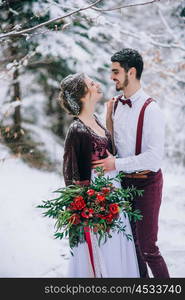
xmin=84 ymin=77 xmax=103 ymax=102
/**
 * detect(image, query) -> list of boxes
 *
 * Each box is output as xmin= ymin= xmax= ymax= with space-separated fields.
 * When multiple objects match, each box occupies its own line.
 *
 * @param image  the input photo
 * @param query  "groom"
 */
xmin=92 ymin=48 xmax=170 ymax=278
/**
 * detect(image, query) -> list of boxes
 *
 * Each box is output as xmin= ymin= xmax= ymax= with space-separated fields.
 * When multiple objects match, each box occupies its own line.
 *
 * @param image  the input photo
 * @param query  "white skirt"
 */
xmin=66 ymin=170 xmax=140 ymax=278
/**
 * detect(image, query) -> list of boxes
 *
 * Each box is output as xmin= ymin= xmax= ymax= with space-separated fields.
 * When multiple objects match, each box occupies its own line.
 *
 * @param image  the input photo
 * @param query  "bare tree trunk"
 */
xmin=7 ymin=2 xmax=22 ymax=135
xmin=12 ymin=68 xmax=22 ymax=132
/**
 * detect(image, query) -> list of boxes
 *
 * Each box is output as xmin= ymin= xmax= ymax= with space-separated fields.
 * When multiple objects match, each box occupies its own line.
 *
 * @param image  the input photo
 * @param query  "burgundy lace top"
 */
xmin=63 ymin=115 xmax=113 ymax=186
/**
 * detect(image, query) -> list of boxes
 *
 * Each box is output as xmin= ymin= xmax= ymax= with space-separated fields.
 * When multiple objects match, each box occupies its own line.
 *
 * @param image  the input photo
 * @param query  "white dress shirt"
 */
xmin=112 ymin=88 xmax=165 ymax=173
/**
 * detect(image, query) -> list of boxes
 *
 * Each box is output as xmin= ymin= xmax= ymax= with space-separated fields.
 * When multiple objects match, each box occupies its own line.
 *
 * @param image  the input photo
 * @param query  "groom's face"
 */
xmin=111 ymin=62 xmax=129 ymax=91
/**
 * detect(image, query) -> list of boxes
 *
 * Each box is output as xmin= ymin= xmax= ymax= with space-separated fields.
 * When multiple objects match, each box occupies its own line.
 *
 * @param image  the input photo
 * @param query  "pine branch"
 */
xmin=0 ymin=0 xmax=103 ymax=40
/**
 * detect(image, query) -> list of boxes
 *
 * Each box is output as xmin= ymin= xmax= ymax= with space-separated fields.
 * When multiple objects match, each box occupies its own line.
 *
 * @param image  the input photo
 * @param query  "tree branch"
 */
xmin=156 ymin=4 xmax=177 ymax=41
xmin=92 ymin=0 xmax=160 ymax=12
xmin=119 ymin=28 xmax=185 ymax=52
xmin=0 ymin=0 xmax=103 ymax=40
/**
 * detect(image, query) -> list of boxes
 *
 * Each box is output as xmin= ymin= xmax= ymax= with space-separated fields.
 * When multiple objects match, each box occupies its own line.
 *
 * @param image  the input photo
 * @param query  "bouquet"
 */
xmin=38 ymin=168 xmax=143 ymax=253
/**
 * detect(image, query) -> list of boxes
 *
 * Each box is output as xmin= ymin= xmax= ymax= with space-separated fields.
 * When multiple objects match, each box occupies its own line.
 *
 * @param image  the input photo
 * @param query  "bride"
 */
xmin=59 ymin=72 xmax=143 ymax=278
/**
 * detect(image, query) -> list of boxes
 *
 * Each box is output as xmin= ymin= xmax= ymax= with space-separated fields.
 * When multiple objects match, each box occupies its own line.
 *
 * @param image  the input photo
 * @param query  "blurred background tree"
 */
xmin=0 ymin=0 xmax=184 ymax=171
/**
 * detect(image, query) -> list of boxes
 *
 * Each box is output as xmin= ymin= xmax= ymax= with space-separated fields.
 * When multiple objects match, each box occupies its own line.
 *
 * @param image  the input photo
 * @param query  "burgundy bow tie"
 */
xmin=117 ymin=95 xmax=132 ymax=107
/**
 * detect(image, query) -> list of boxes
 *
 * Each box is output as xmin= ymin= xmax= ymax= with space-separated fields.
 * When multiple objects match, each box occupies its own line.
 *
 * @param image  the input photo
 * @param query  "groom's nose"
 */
xmin=110 ymin=73 xmax=114 ymax=80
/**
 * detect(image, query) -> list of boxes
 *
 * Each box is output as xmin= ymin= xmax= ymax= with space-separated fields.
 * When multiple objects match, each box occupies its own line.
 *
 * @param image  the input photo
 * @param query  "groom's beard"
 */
xmin=116 ymin=74 xmax=129 ymax=91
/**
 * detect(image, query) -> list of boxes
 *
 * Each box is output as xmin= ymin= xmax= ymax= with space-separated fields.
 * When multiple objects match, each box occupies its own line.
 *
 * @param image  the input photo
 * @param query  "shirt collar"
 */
xmin=122 ymin=87 xmax=145 ymax=104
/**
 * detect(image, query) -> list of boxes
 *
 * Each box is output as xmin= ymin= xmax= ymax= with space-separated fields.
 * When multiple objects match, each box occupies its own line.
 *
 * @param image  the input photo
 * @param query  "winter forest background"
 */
xmin=0 ymin=0 xmax=185 ymax=278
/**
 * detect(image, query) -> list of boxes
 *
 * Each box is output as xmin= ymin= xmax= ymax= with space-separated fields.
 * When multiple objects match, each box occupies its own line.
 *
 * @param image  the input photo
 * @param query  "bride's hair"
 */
xmin=59 ymin=73 xmax=88 ymax=115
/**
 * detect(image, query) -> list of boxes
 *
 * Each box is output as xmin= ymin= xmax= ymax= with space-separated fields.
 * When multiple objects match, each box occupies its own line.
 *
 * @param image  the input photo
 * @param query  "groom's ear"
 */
xmin=128 ymin=67 xmax=137 ymax=78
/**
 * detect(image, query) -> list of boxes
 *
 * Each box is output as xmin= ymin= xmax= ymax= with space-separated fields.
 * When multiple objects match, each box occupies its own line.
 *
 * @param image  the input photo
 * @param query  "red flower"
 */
xmin=105 ymin=213 xmax=114 ymax=223
xmin=69 ymin=213 xmax=81 ymax=225
xmin=72 ymin=195 xmax=86 ymax=210
xmin=97 ymin=214 xmax=107 ymax=219
xmin=96 ymin=193 xmax=105 ymax=202
xmin=87 ymin=189 xmax=95 ymax=196
xmin=109 ymin=203 xmax=120 ymax=215
xmin=81 ymin=208 xmax=94 ymax=219
xmin=69 ymin=202 xmax=77 ymax=210
xmin=74 ymin=195 xmax=84 ymax=202
xmin=101 ymin=187 xmax=111 ymax=195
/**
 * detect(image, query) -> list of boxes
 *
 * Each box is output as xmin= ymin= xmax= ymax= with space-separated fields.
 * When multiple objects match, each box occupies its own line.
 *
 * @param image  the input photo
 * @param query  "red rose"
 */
xmin=81 ymin=208 xmax=94 ymax=219
xmin=69 ymin=202 xmax=77 ymax=210
xmin=109 ymin=203 xmax=119 ymax=215
xmin=87 ymin=189 xmax=95 ymax=196
xmin=73 ymin=196 xmax=86 ymax=210
xmin=69 ymin=213 xmax=81 ymax=225
xmin=74 ymin=195 xmax=84 ymax=202
xmin=101 ymin=187 xmax=111 ymax=195
xmin=105 ymin=213 xmax=114 ymax=223
xmin=96 ymin=193 xmax=105 ymax=202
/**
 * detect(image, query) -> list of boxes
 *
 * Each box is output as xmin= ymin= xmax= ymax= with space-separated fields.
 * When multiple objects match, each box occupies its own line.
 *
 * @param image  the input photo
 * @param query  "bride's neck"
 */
xmin=78 ymin=107 xmax=95 ymax=122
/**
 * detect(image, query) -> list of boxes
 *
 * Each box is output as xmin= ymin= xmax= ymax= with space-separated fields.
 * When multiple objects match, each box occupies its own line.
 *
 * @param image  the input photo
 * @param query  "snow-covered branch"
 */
xmin=156 ymin=3 xmax=185 ymax=52
xmin=0 ymin=0 xmax=103 ymax=40
xmin=92 ymin=0 xmax=160 ymax=12
xmin=0 ymin=0 xmax=163 ymax=41
xmin=151 ymin=67 xmax=185 ymax=85
xmin=119 ymin=28 xmax=185 ymax=52
xmin=156 ymin=4 xmax=177 ymax=41
xmin=0 ymin=100 xmax=22 ymax=120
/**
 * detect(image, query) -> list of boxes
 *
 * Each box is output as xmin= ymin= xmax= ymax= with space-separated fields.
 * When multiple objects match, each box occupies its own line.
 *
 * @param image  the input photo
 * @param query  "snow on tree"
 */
xmin=0 ymin=0 xmax=185 ymax=167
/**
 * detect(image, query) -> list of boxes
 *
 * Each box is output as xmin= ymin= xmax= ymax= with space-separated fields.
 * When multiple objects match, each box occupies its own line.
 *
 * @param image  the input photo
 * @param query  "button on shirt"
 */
xmin=112 ymin=88 xmax=165 ymax=173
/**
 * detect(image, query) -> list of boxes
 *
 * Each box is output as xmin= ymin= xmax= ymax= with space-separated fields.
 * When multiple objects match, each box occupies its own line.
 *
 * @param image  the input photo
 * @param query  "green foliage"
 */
xmin=180 ymin=8 xmax=185 ymax=17
xmin=38 ymin=167 xmax=143 ymax=252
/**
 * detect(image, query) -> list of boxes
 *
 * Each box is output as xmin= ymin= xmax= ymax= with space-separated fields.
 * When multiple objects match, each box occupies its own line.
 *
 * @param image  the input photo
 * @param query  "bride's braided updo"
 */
xmin=59 ymin=73 xmax=88 ymax=115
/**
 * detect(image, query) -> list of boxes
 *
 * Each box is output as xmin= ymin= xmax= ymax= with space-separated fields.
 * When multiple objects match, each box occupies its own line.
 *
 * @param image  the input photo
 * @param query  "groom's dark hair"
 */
xmin=111 ymin=48 xmax=143 ymax=80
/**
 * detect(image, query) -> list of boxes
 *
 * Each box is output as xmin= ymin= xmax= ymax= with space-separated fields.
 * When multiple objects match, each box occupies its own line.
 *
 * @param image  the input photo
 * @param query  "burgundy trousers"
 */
xmin=121 ymin=169 xmax=170 ymax=278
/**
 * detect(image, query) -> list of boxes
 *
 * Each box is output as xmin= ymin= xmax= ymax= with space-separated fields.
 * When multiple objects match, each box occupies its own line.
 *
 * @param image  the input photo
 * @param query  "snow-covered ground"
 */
xmin=0 ymin=144 xmax=69 ymax=278
xmin=0 ymin=144 xmax=184 ymax=278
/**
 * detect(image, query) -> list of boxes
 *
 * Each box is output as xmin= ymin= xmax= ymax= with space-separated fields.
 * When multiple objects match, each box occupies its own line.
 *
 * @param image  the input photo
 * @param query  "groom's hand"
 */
xmin=92 ymin=150 xmax=116 ymax=172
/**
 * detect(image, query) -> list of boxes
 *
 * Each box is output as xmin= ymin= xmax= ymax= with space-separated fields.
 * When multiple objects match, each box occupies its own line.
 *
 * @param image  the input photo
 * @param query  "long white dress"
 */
xmin=66 ymin=170 xmax=140 ymax=278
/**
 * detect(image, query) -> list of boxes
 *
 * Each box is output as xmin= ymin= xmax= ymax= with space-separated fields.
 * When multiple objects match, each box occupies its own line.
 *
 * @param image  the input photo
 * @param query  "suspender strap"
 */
xmin=113 ymin=95 xmax=122 ymax=114
xmin=135 ymin=98 xmax=155 ymax=155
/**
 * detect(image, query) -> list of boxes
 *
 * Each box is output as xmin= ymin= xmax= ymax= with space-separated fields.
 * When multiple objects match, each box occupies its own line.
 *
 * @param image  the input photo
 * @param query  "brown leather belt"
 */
xmin=123 ymin=170 xmax=151 ymax=179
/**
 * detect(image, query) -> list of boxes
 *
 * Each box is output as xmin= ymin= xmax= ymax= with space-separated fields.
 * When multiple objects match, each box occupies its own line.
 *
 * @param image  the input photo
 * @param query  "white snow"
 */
xmin=0 ymin=0 xmax=184 ymax=278
xmin=0 ymin=144 xmax=70 ymax=278
xmin=0 ymin=144 xmax=184 ymax=278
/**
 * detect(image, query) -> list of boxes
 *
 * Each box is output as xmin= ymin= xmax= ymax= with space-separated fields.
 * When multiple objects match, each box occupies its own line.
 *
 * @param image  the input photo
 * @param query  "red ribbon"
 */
xmin=84 ymin=226 xmax=96 ymax=277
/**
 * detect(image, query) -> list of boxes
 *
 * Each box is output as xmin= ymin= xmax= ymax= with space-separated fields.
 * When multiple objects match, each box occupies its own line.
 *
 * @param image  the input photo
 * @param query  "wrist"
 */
xmin=106 ymin=114 xmax=112 ymax=120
